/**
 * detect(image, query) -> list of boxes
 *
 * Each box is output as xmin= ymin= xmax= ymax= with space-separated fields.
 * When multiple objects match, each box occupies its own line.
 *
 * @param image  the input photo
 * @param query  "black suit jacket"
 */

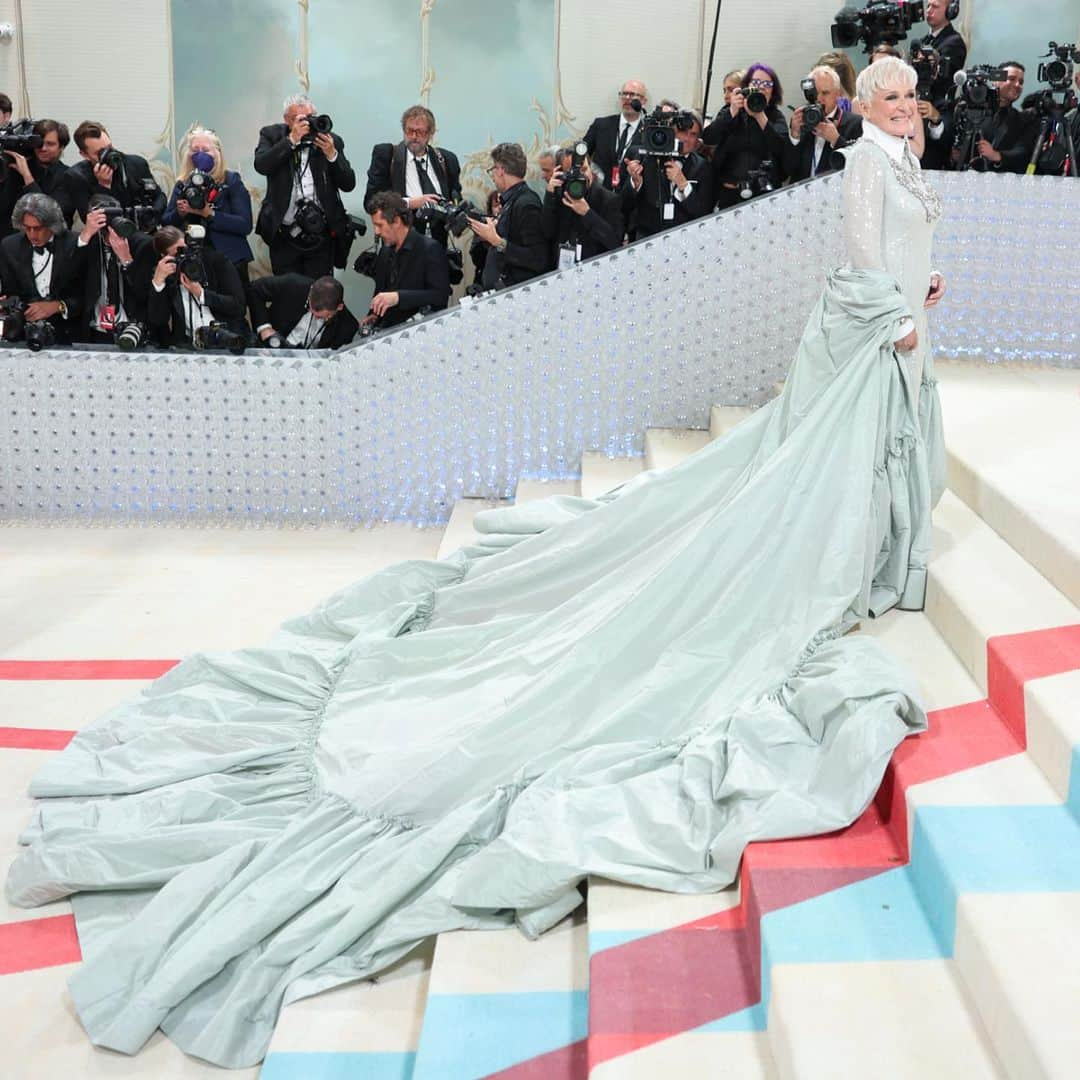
xmin=784 ymin=110 xmax=863 ymax=181
xmin=364 ymin=143 xmax=462 ymax=243
xmin=25 ymin=162 xmax=75 ymax=229
xmin=249 ymin=272 xmax=359 ymax=348
xmin=253 ymin=124 xmax=356 ymax=243
xmin=919 ymin=24 xmax=967 ymax=102
xmin=77 ymin=230 xmax=152 ymax=340
xmin=483 ymin=181 xmax=547 ymax=289
xmin=584 ymin=114 xmax=644 ymax=189
xmin=979 ymin=106 xmax=1040 ymax=173
xmin=628 ymin=151 xmax=714 ymax=238
xmin=541 ymin=181 xmax=623 ymax=266
xmin=704 ymin=106 xmax=791 ymax=188
xmin=0 ymin=230 xmax=86 ymax=343
xmin=143 ymin=246 xmax=246 ymax=346
xmin=371 ymin=228 xmax=451 ymax=328
xmin=66 ymin=153 xmax=166 ymax=224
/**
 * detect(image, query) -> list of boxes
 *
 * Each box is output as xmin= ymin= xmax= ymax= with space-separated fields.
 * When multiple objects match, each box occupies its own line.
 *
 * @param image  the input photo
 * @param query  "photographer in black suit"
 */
xmin=916 ymin=0 xmax=967 ymax=104
xmin=254 ymin=94 xmax=356 ymax=278
xmin=0 ymin=192 xmax=84 ymax=345
xmin=251 ymin=273 xmax=358 ymax=349
xmin=364 ymin=105 xmax=461 ymax=246
xmin=468 ymin=143 xmax=547 ymax=291
xmin=785 ymin=66 xmax=862 ymax=180
xmin=625 ymin=109 xmax=713 ymax=237
xmin=143 ymin=225 xmax=246 ymax=347
xmin=583 ymin=80 xmax=648 ymax=190
xmin=364 ymin=191 xmax=450 ymax=331
xmin=2 ymin=120 xmax=75 ymax=230
xmin=66 ymin=121 xmax=166 ymax=228
xmin=952 ymin=62 xmax=1038 ymax=173
xmin=541 ymin=145 xmax=623 ymax=268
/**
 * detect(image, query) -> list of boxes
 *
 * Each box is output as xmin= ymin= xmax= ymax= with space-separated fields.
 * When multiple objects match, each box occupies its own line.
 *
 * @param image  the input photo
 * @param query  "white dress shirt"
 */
xmin=285 ymin=310 xmax=327 ymax=348
xmin=405 ymin=155 xmax=443 ymax=201
xmin=31 ymin=246 xmax=54 ymax=299
xmin=284 ymin=147 xmax=319 ymax=226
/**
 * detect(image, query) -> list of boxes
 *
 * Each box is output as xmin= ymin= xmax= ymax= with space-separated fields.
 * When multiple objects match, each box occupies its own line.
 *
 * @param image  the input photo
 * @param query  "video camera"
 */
xmin=0 ymin=119 xmax=43 ymax=175
xmin=831 ymin=1 xmax=924 ymax=55
xmin=909 ymin=43 xmax=948 ymax=99
xmin=416 ymin=197 xmax=486 ymax=238
xmin=298 ymin=114 xmax=333 ymax=145
xmin=1038 ymin=40 xmax=1080 ymax=92
xmin=637 ymin=107 xmax=697 ymax=157
xmin=0 ymin=296 xmax=58 ymax=352
xmin=952 ymin=66 xmax=1008 ymax=168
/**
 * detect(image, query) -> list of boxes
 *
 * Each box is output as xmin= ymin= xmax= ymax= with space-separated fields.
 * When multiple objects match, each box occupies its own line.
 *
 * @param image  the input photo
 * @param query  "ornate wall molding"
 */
xmin=296 ymin=0 xmax=311 ymax=92
xmin=420 ymin=0 xmax=437 ymax=101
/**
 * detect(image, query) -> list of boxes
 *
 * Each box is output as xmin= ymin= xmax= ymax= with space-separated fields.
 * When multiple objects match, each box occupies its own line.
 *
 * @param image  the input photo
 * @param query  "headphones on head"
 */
xmin=946 ymin=1 xmax=960 ymax=21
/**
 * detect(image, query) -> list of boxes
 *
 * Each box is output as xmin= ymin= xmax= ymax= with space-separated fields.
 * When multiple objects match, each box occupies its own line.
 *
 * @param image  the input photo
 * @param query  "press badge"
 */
xmin=558 ymin=243 xmax=579 ymax=270
xmin=663 ymin=202 xmax=675 ymax=221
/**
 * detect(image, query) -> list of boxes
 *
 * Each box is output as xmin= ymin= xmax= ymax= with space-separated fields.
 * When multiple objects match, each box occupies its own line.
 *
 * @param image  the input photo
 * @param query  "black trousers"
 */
xmin=268 ymin=231 xmax=333 ymax=278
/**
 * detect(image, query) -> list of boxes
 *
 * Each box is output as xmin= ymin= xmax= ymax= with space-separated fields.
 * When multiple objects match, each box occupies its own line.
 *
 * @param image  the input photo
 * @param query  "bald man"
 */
xmin=583 ymin=79 xmax=649 ymax=191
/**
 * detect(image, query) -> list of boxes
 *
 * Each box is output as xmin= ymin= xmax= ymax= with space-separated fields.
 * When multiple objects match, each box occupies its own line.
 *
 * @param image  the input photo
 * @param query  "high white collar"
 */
xmin=861 ymin=118 xmax=909 ymax=162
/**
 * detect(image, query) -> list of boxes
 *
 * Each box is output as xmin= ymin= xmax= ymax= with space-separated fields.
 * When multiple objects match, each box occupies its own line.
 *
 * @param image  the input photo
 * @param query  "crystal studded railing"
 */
xmin=1 ymin=171 xmax=1075 ymax=527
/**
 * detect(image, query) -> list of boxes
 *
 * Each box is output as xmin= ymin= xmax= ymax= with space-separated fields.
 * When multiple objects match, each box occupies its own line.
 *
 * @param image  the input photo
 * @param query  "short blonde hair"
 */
xmin=855 ymin=56 xmax=917 ymax=105
xmin=177 ymin=125 xmax=227 ymax=184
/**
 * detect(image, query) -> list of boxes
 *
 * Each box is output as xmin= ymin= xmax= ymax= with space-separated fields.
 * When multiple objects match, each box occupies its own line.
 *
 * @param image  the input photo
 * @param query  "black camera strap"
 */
xmin=31 ymin=250 xmax=53 ymax=298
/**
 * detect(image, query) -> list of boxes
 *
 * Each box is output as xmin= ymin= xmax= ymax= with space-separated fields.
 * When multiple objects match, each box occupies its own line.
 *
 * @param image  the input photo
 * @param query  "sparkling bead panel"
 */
xmin=1 ymin=172 xmax=1075 ymax=528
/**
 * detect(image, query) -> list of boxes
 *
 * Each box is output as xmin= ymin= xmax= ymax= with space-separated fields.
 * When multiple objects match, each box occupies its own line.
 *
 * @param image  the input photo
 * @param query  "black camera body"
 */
xmin=639 ymin=108 xmax=696 ymax=156
xmin=194 ymin=322 xmax=246 ymax=355
xmin=0 ymin=119 xmax=43 ymax=173
xmin=298 ymin=114 xmax=333 ymax=144
xmin=417 ymin=197 xmax=485 ymax=238
xmin=1037 ymin=41 xmax=1080 ymax=92
xmin=353 ymin=240 xmax=381 ymax=279
xmin=562 ymin=141 xmax=590 ymax=200
xmin=831 ymin=1 xmax=924 ymax=54
xmin=178 ymin=170 xmax=216 ymax=211
xmin=291 ymin=198 xmax=328 ymax=239
xmin=800 ymin=78 xmax=826 ymax=132
xmin=736 ymin=87 xmax=768 ymax=115
xmin=909 ymin=44 xmax=947 ymax=100
xmin=0 ymin=297 xmax=57 ymax=351
xmin=99 ymin=146 xmax=125 ymax=172
xmin=175 ymin=224 xmax=207 ymax=284
xmin=99 ymin=205 xmax=138 ymax=239
xmin=741 ymin=162 xmax=777 ymax=200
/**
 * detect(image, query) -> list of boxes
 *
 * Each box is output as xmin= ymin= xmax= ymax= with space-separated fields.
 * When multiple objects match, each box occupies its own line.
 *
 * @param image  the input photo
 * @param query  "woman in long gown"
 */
xmin=6 ymin=59 xmax=947 ymax=1069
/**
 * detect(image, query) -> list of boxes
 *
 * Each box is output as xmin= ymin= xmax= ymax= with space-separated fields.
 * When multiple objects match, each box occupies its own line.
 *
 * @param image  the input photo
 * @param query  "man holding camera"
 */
xmin=584 ymin=80 xmax=648 ymax=190
xmin=468 ymin=143 xmax=547 ymax=291
xmin=364 ymin=106 xmax=461 ymax=247
xmin=0 ymin=192 xmax=84 ymax=346
xmin=954 ymin=62 xmax=1038 ymax=173
xmin=541 ymin=145 xmax=623 ymax=268
xmin=624 ymin=110 xmax=713 ymax=238
xmin=66 ymin=122 xmax=166 ymax=228
xmin=254 ymin=94 xmax=356 ymax=278
xmin=786 ymin=66 xmax=862 ymax=180
xmin=917 ymin=0 xmax=968 ymax=100
xmin=74 ymin=194 xmax=151 ymax=345
xmin=144 ymin=225 xmax=246 ymax=347
xmin=1 ymin=120 xmax=75 ymax=231
xmin=363 ymin=191 xmax=450 ymax=330
xmin=251 ymin=273 xmax=359 ymax=349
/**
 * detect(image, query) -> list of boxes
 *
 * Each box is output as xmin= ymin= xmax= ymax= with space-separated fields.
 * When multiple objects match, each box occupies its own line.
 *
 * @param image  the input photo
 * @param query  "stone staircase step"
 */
xmin=436 ymin=498 xmax=506 ymax=560
xmin=579 ymin=452 xmax=644 ymax=501
xmin=709 ymin=404 xmax=755 ymax=440
xmin=514 ymin=478 xmax=581 ymax=503
xmin=643 ymin=428 xmax=711 ymax=471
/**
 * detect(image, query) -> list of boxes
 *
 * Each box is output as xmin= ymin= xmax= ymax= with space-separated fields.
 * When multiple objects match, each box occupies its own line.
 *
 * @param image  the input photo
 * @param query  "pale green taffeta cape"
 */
xmin=7 ymin=267 xmax=944 ymax=1068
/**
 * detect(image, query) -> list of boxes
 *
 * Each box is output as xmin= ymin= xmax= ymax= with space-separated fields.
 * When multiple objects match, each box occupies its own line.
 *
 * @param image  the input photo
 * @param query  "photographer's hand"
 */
xmin=153 ymin=255 xmax=177 ymax=288
xmin=814 ymin=120 xmax=840 ymax=147
xmin=468 ymin=217 xmax=501 ymax=246
xmin=180 ymin=273 xmax=204 ymax=302
xmin=25 ymin=300 xmax=62 ymax=322
xmin=546 ymin=169 xmax=565 ymax=195
xmin=288 ymin=114 xmax=311 ymax=146
xmin=664 ymin=160 xmax=688 ymax=190
xmin=93 ymin=162 xmax=115 ymax=189
xmin=176 ymin=197 xmax=211 ymax=219
xmin=730 ymin=92 xmax=746 ymax=119
xmin=976 ymin=138 xmax=1001 ymax=164
xmin=789 ymin=106 xmax=805 ymax=140
xmin=79 ymin=208 xmax=108 ymax=244
xmin=917 ymin=100 xmax=941 ymax=123
xmin=626 ymin=158 xmax=644 ymax=191
xmin=370 ymin=291 xmax=399 ymax=317
xmin=561 ymin=192 xmax=589 ymax=216
xmin=407 ymin=194 xmax=441 ymax=210
xmin=106 ymin=228 xmax=132 ymax=265
xmin=314 ymin=133 xmax=337 ymax=161
xmin=4 ymin=150 xmax=33 ymax=184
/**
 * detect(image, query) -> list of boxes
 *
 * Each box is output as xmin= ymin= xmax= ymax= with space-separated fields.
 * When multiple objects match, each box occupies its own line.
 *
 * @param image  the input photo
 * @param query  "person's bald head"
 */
xmin=618 ymin=80 xmax=648 ymax=119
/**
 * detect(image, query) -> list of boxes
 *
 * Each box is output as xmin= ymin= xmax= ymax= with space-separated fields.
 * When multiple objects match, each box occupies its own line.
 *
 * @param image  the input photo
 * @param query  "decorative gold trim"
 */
xmin=296 ymin=0 xmax=311 ymax=92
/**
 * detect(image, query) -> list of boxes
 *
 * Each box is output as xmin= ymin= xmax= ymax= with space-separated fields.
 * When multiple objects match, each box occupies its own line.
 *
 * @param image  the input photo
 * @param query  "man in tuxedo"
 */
xmin=0 ymin=192 xmax=84 ymax=345
xmin=624 ymin=111 xmax=714 ymax=238
xmin=66 ymin=121 xmax=166 ymax=227
xmin=254 ymin=94 xmax=356 ymax=279
xmin=364 ymin=105 xmax=461 ymax=247
xmin=365 ymin=191 xmax=450 ymax=330
xmin=916 ymin=0 xmax=967 ymax=102
xmin=952 ymin=62 xmax=1039 ymax=173
xmin=0 ymin=120 xmax=75 ymax=236
xmin=142 ymin=225 xmax=246 ymax=347
xmin=786 ymin=66 xmax=862 ymax=181
xmin=74 ymin=194 xmax=151 ymax=344
xmin=467 ymin=143 xmax=547 ymax=291
xmin=541 ymin=147 xmax=623 ymax=268
xmin=584 ymin=79 xmax=649 ymax=190
xmin=252 ymin=273 xmax=359 ymax=349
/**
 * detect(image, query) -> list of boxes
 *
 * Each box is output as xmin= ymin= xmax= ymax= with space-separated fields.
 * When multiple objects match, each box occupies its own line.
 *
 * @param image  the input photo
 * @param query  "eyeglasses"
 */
xmin=404 ymin=127 xmax=430 ymax=137
xmin=749 ymin=79 xmax=774 ymax=89
xmin=619 ymin=92 xmax=644 ymax=99
xmin=486 ymin=165 xmax=499 ymax=175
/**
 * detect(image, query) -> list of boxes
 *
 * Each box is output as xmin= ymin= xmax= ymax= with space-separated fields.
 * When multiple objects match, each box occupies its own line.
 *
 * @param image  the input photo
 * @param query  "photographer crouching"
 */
xmin=541 ymin=143 xmax=623 ymax=268
xmin=254 ymin=94 xmax=356 ymax=278
xmin=164 ymin=127 xmax=255 ymax=290
xmin=0 ymin=192 xmax=83 ymax=349
xmin=144 ymin=224 xmax=246 ymax=349
xmin=786 ymin=66 xmax=862 ymax=180
xmin=624 ymin=107 xmax=713 ymax=238
xmin=251 ymin=273 xmax=359 ymax=349
xmin=360 ymin=191 xmax=450 ymax=332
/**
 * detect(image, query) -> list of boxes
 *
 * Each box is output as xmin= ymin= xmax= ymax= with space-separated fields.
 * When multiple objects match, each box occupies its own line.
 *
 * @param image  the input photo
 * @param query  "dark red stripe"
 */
xmin=0 ymin=915 xmax=81 ymax=975
xmin=0 ymin=728 xmax=76 ymax=750
xmin=482 ymin=1038 xmax=588 ymax=1079
xmin=0 ymin=660 xmax=178 ymax=680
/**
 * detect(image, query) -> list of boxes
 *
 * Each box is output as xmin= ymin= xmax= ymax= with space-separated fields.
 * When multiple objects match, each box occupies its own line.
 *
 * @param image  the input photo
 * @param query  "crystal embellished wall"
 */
xmin=1 ymin=172 xmax=1076 ymax=528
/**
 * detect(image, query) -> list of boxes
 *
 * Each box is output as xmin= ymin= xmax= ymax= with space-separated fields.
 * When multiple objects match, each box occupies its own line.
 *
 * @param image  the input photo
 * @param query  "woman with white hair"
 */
xmin=162 ymin=125 xmax=254 ymax=288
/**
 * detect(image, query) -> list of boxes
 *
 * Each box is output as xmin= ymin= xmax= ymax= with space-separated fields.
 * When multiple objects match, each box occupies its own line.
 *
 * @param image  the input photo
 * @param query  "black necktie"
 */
xmin=33 ymin=243 xmax=53 ymax=257
xmin=615 ymin=123 xmax=630 ymax=161
xmin=414 ymin=157 xmax=437 ymax=195
xmin=105 ymin=250 xmax=122 ymax=308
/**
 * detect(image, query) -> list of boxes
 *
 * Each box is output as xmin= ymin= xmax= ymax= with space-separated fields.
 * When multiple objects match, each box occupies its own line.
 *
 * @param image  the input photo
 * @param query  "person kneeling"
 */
xmin=365 ymin=191 xmax=450 ymax=331
xmin=252 ymin=273 xmax=358 ymax=349
xmin=144 ymin=225 xmax=246 ymax=347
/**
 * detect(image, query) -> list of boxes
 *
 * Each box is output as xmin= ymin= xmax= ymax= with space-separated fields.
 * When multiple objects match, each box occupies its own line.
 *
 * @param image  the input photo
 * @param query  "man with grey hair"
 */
xmin=0 ymin=192 xmax=85 ymax=345
xmin=537 ymin=145 xmax=562 ymax=185
xmin=254 ymin=93 xmax=356 ymax=278
xmin=584 ymin=79 xmax=649 ymax=190
xmin=786 ymin=65 xmax=863 ymax=180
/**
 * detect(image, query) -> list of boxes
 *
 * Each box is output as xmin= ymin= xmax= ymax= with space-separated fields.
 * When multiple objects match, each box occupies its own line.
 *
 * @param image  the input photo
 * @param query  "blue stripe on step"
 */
xmin=260 ymin=1051 xmax=416 ymax=1080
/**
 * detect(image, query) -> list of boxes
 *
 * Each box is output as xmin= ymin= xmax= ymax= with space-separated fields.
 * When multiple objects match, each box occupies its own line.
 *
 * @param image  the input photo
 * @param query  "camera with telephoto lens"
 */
xmin=98 ymin=146 xmax=125 ymax=172
xmin=909 ymin=43 xmax=948 ymax=100
xmin=416 ymin=197 xmax=485 ymax=238
xmin=1037 ymin=40 xmax=1080 ymax=92
xmin=639 ymin=107 xmax=697 ymax=156
xmin=298 ymin=113 xmax=333 ymax=145
xmin=0 ymin=296 xmax=27 ymax=341
xmin=99 ymin=205 xmax=137 ymax=239
xmin=175 ymin=223 xmax=207 ymax=284
xmin=562 ymin=141 xmax=590 ymax=200
xmin=831 ymin=1 xmax=924 ymax=55
xmin=194 ymin=322 xmax=247 ymax=355
xmin=114 ymin=321 xmax=146 ymax=351
xmin=0 ymin=119 xmax=43 ymax=175
xmin=736 ymin=86 xmax=768 ymax=115
xmin=800 ymin=78 xmax=826 ymax=132
xmin=130 ymin=178 xmax=162 ymax=232
xmin=178 ymin=170 xmax=216 ymax=211
xmin=24 ymin=318 xmax=57 ymax=352
xmin=740 ymin=162 xmax=776 ymax=200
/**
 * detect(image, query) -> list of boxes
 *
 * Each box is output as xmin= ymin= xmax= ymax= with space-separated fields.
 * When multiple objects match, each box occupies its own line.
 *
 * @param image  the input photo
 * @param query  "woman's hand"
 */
xmin=894 ymin=327 xmax=919 ymax=353
xmin=924 ymin=272 xmax=946 ymax=309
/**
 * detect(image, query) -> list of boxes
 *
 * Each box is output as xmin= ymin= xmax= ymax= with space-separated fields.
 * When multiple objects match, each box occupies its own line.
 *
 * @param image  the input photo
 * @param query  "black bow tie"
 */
xmin=32 ymin=242 xmax=53 ymax=257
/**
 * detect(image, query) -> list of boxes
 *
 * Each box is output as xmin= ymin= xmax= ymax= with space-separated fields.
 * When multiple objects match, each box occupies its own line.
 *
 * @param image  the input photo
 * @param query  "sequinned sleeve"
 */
xmin=842 ymin=143 xmax=888 ymax=271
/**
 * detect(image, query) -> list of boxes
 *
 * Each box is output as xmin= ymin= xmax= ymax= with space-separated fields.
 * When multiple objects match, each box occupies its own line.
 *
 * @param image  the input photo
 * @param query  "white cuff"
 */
xmin=77 ymin=236 xmax=90 ymax=248
xmin=256 ymin=323 xmax=273 ymax=334
xmin=928 ymin=121 xmax=945 ymax=140
xmin=896 ymin=317 xmax=915 ymax=339
xmin=673 ymin=181 xmax=695 ymax=203
xmin=152 ymin=280 xmax=166 ymax=293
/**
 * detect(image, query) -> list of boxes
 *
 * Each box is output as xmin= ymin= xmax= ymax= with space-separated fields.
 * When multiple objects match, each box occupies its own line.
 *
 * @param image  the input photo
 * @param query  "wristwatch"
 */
xmin=57 ymin=301 xmax=68 ymax=319
xmin=495 ymin=238 xmax=508 ymax=253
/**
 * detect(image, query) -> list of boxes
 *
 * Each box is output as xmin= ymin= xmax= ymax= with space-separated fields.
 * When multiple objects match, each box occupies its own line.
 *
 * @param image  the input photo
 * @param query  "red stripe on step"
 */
xmin=0 ymin=660 xmax=178 ymax=680
xmin=481 ymin=1038 xmax=589 ymax=1079
xmin=0 ymin=728 xmax=76 ymax=750
xmin=0 ymin=915 xmax=81 ymax=975
xmin=987 ymin=625 xmax=1080 ymax=745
